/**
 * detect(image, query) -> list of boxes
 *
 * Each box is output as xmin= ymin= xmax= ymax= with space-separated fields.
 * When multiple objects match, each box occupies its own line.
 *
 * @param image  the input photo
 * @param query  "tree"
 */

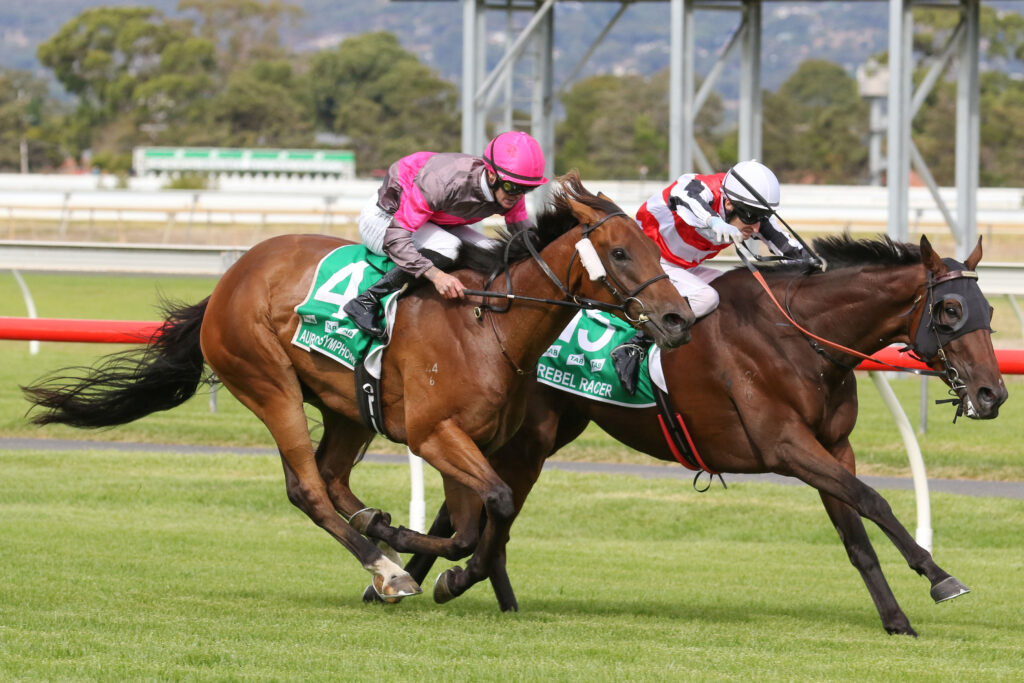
xmin=762 ymin=60 xmax=868 ymax=183
xmin=307 ymin=32 xmax=459 ymax=174
xmin=207 ymin=60 xmax=313 ymax=147
xmin=0 ymin=69 xmax=64 ymax=172
xmin=36 ymin=7 xmax=218 ymax=168
xmin=178 ymin=0 xmax=302 ymax=74
xmin=556 ymin=70 xmax=724 ymax=180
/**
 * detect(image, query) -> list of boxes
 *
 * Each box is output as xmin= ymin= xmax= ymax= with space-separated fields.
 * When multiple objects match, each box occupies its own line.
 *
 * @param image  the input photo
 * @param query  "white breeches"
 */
xmin=661 ymin=259 xmax=725 ymax=318
xmin=358 ymin=194 xmax=497 ymax=260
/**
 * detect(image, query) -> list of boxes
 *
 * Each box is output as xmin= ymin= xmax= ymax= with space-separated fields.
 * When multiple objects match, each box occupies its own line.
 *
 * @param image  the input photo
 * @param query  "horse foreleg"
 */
xmin=412 ymin=420 xmax=515 ymax=604
xmin=818 ymin=491 xmax=917 ymax=636
xmin=777 ymin=434 xmax=967 ymax=607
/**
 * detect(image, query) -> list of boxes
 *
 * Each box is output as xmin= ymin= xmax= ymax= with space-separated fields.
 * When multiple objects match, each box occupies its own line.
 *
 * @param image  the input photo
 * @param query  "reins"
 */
xmin=463 ymin=211 xmax=667 ymax=324
xmin=734 ymin=242 xmax=944 ymax=378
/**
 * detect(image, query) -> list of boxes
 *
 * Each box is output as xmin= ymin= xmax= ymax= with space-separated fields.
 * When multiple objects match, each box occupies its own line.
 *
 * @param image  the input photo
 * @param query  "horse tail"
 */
xmin=23 ymin=298 xmax=210 ymax=429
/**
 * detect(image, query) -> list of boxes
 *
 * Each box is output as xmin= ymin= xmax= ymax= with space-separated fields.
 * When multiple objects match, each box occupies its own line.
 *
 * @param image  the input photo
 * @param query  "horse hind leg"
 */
xmin=819 ymin=492 xmax=917 ymax=636
xmin=215 ymin=366 xmax=420 ymax=601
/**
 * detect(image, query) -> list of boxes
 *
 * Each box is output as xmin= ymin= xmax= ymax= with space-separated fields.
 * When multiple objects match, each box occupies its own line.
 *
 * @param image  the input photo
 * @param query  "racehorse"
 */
xmin=22 ymin=171 xmax=695 ymax=602
xmin=400 ymin=234 xmax=1007 ymax=636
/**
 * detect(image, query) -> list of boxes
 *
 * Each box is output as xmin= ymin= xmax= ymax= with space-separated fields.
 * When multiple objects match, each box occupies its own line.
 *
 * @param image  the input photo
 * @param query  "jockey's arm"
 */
xmin=667 ymin=176 xmax=724 ymax=243
xmin=381 ymin=225 xmax=466 ymax=300
xmin=756 ymin=218 xmax=807 ymax=258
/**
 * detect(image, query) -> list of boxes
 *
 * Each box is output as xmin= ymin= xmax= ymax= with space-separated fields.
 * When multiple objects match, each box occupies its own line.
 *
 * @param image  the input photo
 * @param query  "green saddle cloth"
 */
xmin=291 ymin=244 xmax=401 ymax=371
xmin=537 ymin=310 xmax=655 ymax=407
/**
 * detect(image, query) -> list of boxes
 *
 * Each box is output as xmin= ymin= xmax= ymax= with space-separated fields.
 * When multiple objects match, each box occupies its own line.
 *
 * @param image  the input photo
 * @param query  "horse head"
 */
xmin=553 ymin=172 xmax=694 ymax=349
xmin=916 ymin=235 xmax=1007 ymax=419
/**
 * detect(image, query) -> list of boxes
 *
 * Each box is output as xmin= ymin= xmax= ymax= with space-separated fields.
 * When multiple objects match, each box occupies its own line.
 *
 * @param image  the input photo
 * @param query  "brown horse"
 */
xmin=401 ymin=235 xmax=1007 ymax=636
xmin=23 ymin=172 xmax=694 ymax=602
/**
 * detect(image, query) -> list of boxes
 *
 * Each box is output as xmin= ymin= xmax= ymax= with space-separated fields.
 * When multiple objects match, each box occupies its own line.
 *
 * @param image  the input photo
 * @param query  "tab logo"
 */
xmin=541 ymin=346 xmax=562 ymax=359
xmin=301 ymin=314 xmax=318 ymax=324
xmin=589 ymin=358 xmax=606 ymax=372
xmin=567 ymin=353 xmax=585 ymax=367
xmin=324 ymin=320 xmax=338 ymax=334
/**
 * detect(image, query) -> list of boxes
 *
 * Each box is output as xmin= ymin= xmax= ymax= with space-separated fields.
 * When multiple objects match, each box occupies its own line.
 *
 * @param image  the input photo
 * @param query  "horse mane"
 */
xmin=759 ymin=233 xmax=921 ymax=276
xmin=458 ymin=169 xmax=622 ymax=275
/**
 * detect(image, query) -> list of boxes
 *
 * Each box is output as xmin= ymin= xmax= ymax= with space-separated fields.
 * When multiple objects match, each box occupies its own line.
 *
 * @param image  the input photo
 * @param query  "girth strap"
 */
xmin=653 ymin=385 xmax=724 ymax=491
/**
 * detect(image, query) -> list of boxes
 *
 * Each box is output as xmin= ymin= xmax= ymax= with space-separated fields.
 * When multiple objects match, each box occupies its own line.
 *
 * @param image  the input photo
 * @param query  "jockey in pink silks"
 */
xmin=343 ymin=131 xmax=548 ymax=338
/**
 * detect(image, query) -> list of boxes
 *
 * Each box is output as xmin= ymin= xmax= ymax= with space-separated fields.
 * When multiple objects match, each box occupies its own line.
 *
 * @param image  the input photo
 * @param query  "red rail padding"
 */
xmin=0 ymin=317 xmax=162 ymax=344
xmin=856 ymin=346 xmax=1024 ymax=375
xmin=2 ymin=317 xmax=1023 ymax=374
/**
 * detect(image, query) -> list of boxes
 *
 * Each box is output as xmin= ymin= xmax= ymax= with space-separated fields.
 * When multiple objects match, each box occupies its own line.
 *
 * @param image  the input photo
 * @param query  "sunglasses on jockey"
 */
xmin=496 ymin=179 xmax=537 ymax=197
xmin=730 ymin=201 xmax=772 ymax=225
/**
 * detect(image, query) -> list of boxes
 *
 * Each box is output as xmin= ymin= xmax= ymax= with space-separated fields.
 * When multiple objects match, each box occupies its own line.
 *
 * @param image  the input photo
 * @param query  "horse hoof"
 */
xmin=931 ymin=576 xmax=971 ymax=603
xmin=372 ymin=573 xmax=421 ymax=604
xmin=433 ymin=567 xmax=461 ymax=604
xmin=349 ymin=507 xmax=381 ymax=534
xmin=362 ymin=584 xmax=384 ymax=604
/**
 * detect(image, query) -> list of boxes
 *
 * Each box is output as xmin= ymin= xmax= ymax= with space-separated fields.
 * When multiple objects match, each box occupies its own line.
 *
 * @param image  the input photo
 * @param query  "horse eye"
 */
xmin=610 ymin=247 xmax=628 ymax=261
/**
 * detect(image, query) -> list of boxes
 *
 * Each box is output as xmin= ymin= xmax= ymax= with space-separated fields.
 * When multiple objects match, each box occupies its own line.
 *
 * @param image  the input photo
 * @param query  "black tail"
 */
xmin=23 ymin=298 xmax=210 ymax=429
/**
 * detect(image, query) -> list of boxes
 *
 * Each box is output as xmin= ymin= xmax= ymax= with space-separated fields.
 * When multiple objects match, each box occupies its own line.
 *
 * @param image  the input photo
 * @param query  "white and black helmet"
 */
xmin=722 ymin=160 xmax=780 ymax=212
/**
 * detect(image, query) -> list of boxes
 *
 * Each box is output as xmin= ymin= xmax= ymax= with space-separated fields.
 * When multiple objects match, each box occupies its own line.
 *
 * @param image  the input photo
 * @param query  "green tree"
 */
xmin=36 ymin=7 xmax=218 ymax=168
xmin=763 ymin=60 xmax=868 ymax=183
xmin=207 ymin=60 xmax=313 ymax=147
xmin=0 ymin=69 xmax=64 ymax=172
xmin=308 ymin=32 xmax=459 ymax=174
xmin=178 ymin=0 xmax=302 ymax=73
xmin=556 ymin=70 xmax=723 ymax=180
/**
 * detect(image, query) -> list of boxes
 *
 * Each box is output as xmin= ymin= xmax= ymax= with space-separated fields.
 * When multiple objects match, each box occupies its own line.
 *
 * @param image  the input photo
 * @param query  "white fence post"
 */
xmin=869 ymin=371 xmax=933 ymax=552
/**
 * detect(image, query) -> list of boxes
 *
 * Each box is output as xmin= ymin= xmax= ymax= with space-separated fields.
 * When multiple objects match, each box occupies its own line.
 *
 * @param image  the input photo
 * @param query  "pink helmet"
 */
xmin=483 ymin=131 xmax=548 ymax=187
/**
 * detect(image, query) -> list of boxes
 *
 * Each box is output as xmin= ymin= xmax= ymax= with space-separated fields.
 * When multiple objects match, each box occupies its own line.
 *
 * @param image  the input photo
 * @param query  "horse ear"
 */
xmin=965 ymin=237 xmax=983 ymax=271
xmin=919 ymin=235 xmax=944 ymax=274
xmin=567 ymin=197 xmax=600 ymax=226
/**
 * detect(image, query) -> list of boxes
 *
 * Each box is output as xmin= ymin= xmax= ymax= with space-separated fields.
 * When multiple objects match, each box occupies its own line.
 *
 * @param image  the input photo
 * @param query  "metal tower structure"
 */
xmin=459 ymin=0 xmax=984 ymax=259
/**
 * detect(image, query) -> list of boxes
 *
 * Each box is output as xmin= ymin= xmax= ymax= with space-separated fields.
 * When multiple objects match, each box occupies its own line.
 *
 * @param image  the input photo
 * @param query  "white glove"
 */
xmin=708 ymin=216 xmax=742 ymax=243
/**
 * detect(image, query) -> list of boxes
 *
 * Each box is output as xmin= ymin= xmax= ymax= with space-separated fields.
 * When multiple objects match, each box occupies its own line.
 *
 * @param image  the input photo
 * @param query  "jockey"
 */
xmin=343 ymin=131 xmax=548 ymax=338
xmin=635 ymin=159 xmax=808 ymax=320
xmin=612 ymin=160 xmax=810 ymax=394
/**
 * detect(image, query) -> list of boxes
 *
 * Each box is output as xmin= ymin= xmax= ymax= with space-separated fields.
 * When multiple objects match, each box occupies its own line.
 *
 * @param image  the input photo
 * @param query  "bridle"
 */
xmin=745 ymin=250 xmax=989 ymax=420
xmin=464 ymin=211 xmax=670 ymax=331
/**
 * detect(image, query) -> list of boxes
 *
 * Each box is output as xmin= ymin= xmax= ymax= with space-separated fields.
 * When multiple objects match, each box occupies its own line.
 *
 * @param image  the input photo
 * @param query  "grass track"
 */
xmin=1 ymin=448 xmax=1023 ymax=680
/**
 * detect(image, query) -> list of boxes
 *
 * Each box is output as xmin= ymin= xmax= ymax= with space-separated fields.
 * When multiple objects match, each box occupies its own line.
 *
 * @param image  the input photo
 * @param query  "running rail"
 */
xmin=4 ymin=316 xmax=1021 ymax=547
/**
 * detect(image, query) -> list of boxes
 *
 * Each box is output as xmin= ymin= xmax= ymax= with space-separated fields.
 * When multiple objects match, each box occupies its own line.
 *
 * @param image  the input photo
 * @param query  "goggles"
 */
xmin=497 ymin=179 xmax=535 ymax=196
xmin=731 ymin=202 xmax=771 ymax=225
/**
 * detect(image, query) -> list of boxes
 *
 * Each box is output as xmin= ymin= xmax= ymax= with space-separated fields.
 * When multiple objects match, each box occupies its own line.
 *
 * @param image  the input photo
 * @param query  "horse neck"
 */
xmin=780 ymin=263 xmax=925 ymax=357
xmin=492 ymin=236 xmax=586 ymax=363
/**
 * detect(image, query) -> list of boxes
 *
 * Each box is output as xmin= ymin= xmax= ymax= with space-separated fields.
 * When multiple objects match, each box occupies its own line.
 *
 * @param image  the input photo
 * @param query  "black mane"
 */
xmin=458 ymin=170 xmax=622 ymax=275
xmin=761 ymin=233 xmax=921 ymax=275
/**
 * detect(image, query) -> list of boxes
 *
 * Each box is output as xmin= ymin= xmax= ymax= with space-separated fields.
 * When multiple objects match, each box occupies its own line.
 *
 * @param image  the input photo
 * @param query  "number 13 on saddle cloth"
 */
xmin=538 ymin=309 xmax=660 ymax=407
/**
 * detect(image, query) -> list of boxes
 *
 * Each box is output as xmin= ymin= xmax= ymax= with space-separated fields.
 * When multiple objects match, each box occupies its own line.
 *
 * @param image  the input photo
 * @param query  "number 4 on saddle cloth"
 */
xmin=292 ymin=245 xmax=403 ymax=433
xmin=540 ymin=310 xmax=710 ymax=474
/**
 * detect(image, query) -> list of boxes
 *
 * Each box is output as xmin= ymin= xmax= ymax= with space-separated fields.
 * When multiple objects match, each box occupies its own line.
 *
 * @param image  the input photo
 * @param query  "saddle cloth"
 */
xmin=537 ymin=310 xmax=669 ymax=408
xmin=291 ymin=244 xmax=401 ymax=380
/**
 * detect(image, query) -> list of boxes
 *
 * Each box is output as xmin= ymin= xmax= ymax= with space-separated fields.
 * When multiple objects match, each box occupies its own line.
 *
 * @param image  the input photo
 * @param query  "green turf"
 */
xmin=0 ymin=448 xmax=1022 ymax=681
xmin=2 ymin=271 xmax=1023 ymax=478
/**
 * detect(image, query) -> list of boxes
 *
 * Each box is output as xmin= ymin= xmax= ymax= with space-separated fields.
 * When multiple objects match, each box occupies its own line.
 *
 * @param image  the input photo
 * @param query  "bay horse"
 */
xmin=22 ymin=172 xmax=694 ymax=602
xmin=401 ymin=234 xmax=1007 ymax=636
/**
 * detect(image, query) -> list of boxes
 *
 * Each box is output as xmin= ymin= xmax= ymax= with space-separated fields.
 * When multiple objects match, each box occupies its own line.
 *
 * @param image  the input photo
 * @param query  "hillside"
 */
xmin=2 ymin=1 xmax=1021 ymax=98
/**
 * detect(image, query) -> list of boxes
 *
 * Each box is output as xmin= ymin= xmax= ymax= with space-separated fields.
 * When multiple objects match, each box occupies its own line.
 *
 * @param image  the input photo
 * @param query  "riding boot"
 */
xmin=611 ymin=330 xmax=654 ymax=396
xmin=343 ymin=266 xmax=417 ymax=339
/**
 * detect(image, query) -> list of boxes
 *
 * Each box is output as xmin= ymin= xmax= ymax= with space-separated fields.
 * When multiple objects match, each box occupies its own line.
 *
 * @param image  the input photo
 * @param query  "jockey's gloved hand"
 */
xmin=708 ymin=216 xmax=742 ymax=243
